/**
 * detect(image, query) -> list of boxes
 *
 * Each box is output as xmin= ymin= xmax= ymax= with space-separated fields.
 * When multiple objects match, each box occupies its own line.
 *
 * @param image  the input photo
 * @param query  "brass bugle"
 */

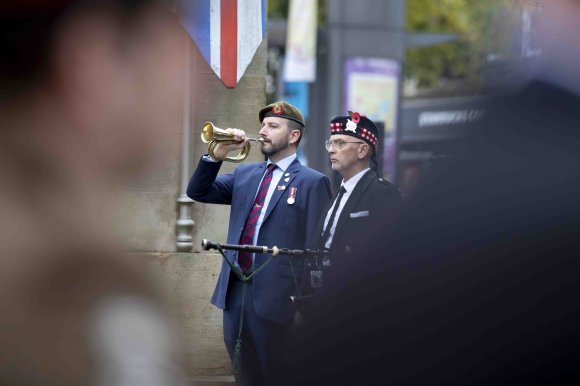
xmin=201 ymin=122 xmax=263 ymax=162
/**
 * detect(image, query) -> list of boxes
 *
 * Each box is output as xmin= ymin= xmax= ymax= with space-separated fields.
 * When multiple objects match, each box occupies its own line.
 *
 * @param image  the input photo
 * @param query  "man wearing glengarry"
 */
xmin=317 ymin=112 xmax=401 ymax=258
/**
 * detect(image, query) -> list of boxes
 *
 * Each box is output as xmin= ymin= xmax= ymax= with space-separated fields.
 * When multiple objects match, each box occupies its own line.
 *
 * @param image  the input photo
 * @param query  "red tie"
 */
xmin=238 ymin=164 xmax=276 ymax=272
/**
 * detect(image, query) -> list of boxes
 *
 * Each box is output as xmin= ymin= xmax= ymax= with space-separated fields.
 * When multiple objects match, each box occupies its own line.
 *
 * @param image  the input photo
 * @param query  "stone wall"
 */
xmin=121 ymin=38 xmax=267 ymax=376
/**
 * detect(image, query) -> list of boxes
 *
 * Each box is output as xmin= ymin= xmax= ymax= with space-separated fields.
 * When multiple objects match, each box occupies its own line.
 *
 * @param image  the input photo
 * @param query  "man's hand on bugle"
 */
xmin=211 ymin=128 xmax=249 ymax=159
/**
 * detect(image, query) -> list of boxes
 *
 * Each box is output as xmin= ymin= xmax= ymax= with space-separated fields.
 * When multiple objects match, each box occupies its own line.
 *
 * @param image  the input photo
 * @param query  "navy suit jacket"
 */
xmin=187 ymin=156 xmax=331 ymax=324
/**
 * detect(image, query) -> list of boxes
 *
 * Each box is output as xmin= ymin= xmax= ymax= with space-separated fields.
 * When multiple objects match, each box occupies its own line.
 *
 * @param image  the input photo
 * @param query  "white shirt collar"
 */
xmin=341 ymin=168 xmax=370 ymax=193
xmin=267 ymin=153 xmax=297 ymax=172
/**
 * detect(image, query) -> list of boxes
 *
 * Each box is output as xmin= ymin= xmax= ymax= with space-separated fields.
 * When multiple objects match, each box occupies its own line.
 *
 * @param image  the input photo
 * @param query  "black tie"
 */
xmin=321 ymin=186 xmax=347 ymax=247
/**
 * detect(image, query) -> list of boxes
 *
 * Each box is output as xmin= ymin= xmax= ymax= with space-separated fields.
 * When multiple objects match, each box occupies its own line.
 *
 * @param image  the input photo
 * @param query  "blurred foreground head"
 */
xmin=1 ymin=0 xmax=188 ymax=242
xmin=2 ymin=0 xmax=185 ymax=179
xmin=0 ymin=1 xmax=188 ymax=385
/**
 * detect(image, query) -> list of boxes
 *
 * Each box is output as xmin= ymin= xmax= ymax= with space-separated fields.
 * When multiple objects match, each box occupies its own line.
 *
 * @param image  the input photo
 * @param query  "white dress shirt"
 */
xmin=322 ymin=168 xmax=370 ymax=249
xmin=253 ymin=153 xmax=297 ymax=246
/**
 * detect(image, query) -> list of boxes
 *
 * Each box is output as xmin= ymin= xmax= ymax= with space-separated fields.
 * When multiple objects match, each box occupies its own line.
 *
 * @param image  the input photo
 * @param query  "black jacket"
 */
xmin=283 ymin=81 xmax=580 ymax=385
xmin=317 ymin=169 xmax=401 ymax=256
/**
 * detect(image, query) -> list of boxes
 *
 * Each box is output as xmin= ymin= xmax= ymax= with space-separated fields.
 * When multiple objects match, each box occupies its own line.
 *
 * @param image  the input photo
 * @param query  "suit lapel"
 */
xmin=262 ymin=159 xmax=301 ymax=223
xmin=332 ymin=170 xmax=375 ymax=245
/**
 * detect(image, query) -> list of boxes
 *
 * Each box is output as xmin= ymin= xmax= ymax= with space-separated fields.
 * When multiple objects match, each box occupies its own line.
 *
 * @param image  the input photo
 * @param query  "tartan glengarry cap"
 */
xmin=259 ymin=101 xmax=305 ymax=127
xmin=329 ymin=112 xmax=379 ymax=149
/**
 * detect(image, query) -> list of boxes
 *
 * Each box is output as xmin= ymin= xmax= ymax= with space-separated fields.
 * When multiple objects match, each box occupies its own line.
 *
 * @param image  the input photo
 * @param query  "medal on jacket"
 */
xmin=287 ymin=187 xmax=297 ymax=205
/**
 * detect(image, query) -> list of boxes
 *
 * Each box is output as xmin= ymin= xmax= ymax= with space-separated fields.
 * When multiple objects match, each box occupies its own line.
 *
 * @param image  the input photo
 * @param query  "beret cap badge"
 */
xmin=259 ymin=101 xmax=305 ymax=126
xmin=272 ymin=104 xmax=284 ymax=115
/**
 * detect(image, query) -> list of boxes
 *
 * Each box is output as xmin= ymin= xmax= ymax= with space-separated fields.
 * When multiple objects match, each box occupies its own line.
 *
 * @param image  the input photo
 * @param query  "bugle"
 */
xmin=201 ymin=122 xmax=263 ymax=162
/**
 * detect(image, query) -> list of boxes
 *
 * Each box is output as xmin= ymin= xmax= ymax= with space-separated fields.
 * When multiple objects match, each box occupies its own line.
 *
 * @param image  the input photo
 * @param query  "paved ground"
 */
xmin=191 ymin=376 xmax=235 ymax=385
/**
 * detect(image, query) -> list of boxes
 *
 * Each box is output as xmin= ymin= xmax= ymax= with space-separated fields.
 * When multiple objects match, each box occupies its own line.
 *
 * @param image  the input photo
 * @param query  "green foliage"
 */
xmin=267 ymin=0 xmax=327 ymax=23
xmin=406 ymin=0 xmax=515 ymax=92
xmin=268 ymin=0 xmax=290 ymax=19
xmin=268 ymin=0 xmax=519 ymax=94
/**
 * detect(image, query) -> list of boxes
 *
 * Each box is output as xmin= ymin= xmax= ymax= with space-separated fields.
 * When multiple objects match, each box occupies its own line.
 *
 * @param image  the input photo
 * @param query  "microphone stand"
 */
xmin=200 ymin=239 xmax=332 ymax=374
xmin=201 ymin=239 xmax=331 ymax=258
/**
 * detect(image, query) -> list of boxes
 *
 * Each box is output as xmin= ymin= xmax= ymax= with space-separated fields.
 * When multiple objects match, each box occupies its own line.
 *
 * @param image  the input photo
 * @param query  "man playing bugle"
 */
xmin=187 ymin=102 xmax=331 ymax=386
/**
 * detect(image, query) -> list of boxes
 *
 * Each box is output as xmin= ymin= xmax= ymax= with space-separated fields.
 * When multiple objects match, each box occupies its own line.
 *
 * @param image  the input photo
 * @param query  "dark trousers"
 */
xmin=223 ymin=275 xmax=289 ymax=386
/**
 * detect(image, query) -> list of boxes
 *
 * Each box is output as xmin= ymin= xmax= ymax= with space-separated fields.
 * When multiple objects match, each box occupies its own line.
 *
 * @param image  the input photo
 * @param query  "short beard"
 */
xmin=260 ymin=139 xmax=289 ymax=157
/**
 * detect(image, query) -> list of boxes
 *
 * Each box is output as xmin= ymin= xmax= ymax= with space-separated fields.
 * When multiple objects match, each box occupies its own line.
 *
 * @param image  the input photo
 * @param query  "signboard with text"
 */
xmin=344 ymin=57 xmax=401 ymax=179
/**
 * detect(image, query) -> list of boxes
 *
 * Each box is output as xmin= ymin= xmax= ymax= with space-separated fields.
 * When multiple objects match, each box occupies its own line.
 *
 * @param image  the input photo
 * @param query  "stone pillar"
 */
xmin=121 ymin=34 xmax=267 ymax=377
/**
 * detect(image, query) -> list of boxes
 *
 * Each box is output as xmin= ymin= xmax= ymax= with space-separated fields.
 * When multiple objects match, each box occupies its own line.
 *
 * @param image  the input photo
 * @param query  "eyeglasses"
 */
xmin=324 ymin=139 xmax=365 ymax=150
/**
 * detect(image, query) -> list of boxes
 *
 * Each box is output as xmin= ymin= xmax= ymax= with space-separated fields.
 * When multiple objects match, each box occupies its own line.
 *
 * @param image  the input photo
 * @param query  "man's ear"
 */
xmin=289 ymin=129 xmax=301 ymax=145
xmin=358 ymin=143 xmax=370 ymax=159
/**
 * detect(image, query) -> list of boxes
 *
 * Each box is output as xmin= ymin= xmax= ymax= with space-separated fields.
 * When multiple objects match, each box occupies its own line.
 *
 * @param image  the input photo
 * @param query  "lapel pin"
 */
xmin=287 ymin=187 xmax=297 ymax=205
xmin=284 ymin=172 xmax=290 ymax=177
xmin=284 ymin=177 xmax=290 ymax=183
xmin=277 ymin=185 xmax=286 ymax=191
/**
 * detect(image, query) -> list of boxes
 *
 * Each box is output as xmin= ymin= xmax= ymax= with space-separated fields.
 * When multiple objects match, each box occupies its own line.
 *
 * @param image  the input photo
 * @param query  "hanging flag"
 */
xmin=179 ymin=0 xmax=266 ymax=88
xmin=283 ymin=0 xmax=317 ymax=82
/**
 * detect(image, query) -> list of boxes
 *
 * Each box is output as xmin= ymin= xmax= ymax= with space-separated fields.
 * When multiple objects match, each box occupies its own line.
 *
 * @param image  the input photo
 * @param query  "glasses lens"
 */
xmin=325 ymin=140 xmax=346 ymax=150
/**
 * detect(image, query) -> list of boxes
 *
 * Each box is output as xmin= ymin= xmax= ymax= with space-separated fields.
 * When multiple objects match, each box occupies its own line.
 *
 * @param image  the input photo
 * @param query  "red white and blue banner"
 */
xmin=179 ymin=0 xmax=267 ymax=88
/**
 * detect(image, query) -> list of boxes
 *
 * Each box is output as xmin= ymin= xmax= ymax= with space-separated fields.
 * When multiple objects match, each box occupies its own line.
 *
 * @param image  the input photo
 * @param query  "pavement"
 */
xmin=191 ymin=376 xmax=235 ymax=386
